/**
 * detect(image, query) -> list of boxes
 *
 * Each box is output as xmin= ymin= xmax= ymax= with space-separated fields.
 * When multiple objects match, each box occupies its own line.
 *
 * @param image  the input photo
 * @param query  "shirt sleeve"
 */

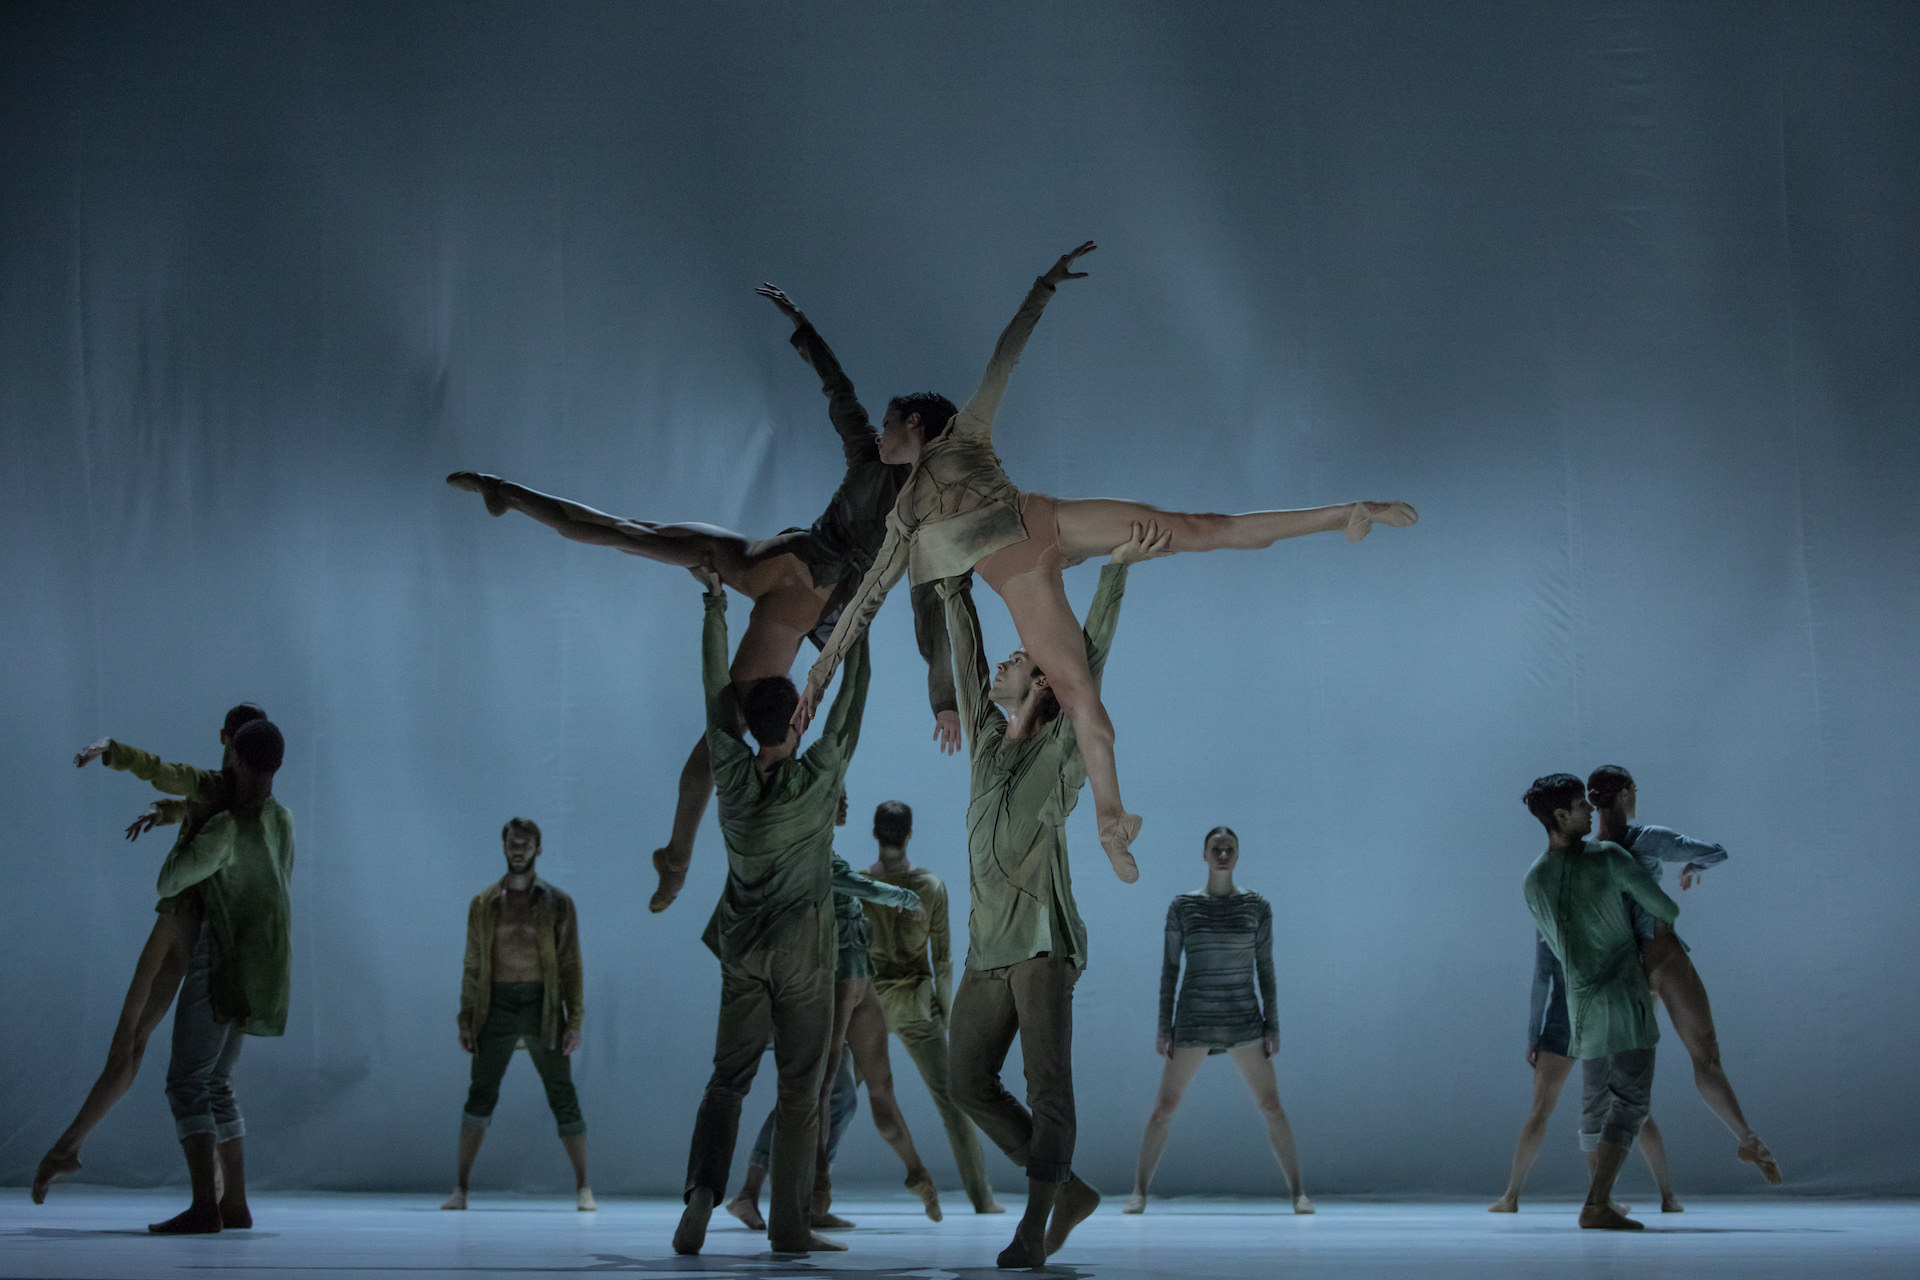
xmin=1528 ymin=933 xmax=1556 ymax=1044
xmin=1635 ymin=825 xmax=1729 ymax=874
xmin=1612 ymin=847 xmax=1681 ymax=927
xmin=832 ymin=856 xmax=922 ymax=912
xmin=557 ymin=894 xmax=585 ymax=1031
xmin=1255 ymin=897 xmax=1279 ymax=1036
xmin=813 ymin=632 xmax=872 ymax=772
xmin=1159 ymin=900 xmax=1183 ymax=1036
xmin=1082 ymin=562 xmax=1131 ymax=684
xmin=942 ymin=575 xmax=1007 ymax=749
xmin=789 ymin=321 xmax=878 ymax=467
xmin=103 ymin=740 xmax=216 ymax=797
xmin=459 ymin=896 xmax=483 ymax=1031
xmin=928 ymin=875 xmax=953 ymax=1017
xmin=155 ymin=816 xmax=236 ymax=899
xmin=910 ymin=579 xmax=959 ymax=717
xmin=949 ymin=277 xmax=1058 ymax=444
xmin=805 ymin=518 xmax=910 ymax=700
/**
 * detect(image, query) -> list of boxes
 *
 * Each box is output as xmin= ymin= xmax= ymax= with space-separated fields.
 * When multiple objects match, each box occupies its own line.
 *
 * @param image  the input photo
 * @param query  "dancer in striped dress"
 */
xmin=1123 ymin=827 xmax=1311 ymax=1214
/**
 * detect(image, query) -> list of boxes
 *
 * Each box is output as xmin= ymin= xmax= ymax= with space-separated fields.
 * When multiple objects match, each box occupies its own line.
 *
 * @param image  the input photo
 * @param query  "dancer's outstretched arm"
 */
xmin=1157 ymin=901 xmax=1182 ymax=1057
xmin=762 ymin=284 xmax=878 ymax=464
xmin=831 ymin=856 xmax=923 ymax=915
xmin=77 ymin=739 xmax=215 ymax=798
xmin=947 ymin=241 xmax=1095 ymax=445
xmin=1634 ymin=826 xmax=1728 ymax=889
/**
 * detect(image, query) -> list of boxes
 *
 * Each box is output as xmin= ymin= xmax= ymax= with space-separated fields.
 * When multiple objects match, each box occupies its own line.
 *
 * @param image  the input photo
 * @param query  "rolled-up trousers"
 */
xmin=877 ymin=975 xmax=998 ymax=1209
xmin=684 ymin=937 xmax=832 ymax=1243
xmin=948 ymin=955 xmax=1078 ymax=1184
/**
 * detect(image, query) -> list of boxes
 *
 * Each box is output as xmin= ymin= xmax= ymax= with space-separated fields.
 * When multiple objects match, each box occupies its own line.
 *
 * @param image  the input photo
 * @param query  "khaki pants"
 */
xmin=876 ymin=976 xmax=998 ymax=1210
xmin=684 ymin=935 xmax=833 ymax=1243
xmin=947 ymin=955 xmax=1079 ymax=1183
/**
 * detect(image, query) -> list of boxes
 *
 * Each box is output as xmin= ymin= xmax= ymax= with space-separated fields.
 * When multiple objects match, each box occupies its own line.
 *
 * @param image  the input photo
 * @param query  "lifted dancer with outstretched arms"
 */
xmin=941 ymin=521 xmax=1168 ymax=1269
xmin=1124 ymin=826 xmax=1311 ymax=1215
xmin=448 ymin=283 xmax=955 ymax=913
xmin=793 ymin=242 xmax=1416 ymax=880
xmin=1520 ymin=774 xmax=1678 ymax=1231
xmin=674 ymin=561 xmax=871 ymax=1256
xmin=34 ymin=703 xmax=267 ymax=1204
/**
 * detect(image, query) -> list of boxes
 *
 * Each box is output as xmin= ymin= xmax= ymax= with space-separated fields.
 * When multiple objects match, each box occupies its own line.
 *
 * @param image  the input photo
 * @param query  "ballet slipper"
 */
xmin=1121 ymin=1192 xmax=1146 ymax=1214
xmin=1098 ymin=814 xmax=1143 ymax=884
xmin=575 ymin=1188 xmax=597 ymax=1212
xmin=724 ymin=1193 xmax=765 ymax=1231
xmin=1292 ymin=1195 xmax=1315 ymax=1214
xmin=446 ymin=471 xmax=509 ymax=517
xmin=649 ymin=846 xmax=688 ymax=914
xmin=149 ymin=1205 xmax=223 ymax=1234
xmin=672 ymin=1187 xmax=714 ymax=1255
xmin=1738 ymin=1136 xmax=1783 ymax=1186
xmin=1044 ymin=1175 xmax=1101 ymax=1256
xmin=439 ymin=1188 xmax=468 ymax=1210
xmin=906 ymin=1169 xmax=943 ymax=1222
xmin=1487 ymin=1196 xmax=1518 ymax=1213
xmin=770 ymin=1231 xmax=847 ymax=1253
xmin=32 ymin=1149 xmax=80 ymax=1204
xmin=1661 ymin=1196 xmax=1685 ymax=1213
xmin=1345 ymin=500 xmax=1418 ymax=542
xmin=1578 ymin=1202 xmax=1643 ymax=1230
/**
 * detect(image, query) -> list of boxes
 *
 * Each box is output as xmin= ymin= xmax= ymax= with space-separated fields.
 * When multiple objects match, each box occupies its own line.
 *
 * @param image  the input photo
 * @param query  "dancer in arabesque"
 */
xmin=448 ymin=284 xmax=956 ymax=914
xmin=792 ymin=242 xmax=1416 ymax=879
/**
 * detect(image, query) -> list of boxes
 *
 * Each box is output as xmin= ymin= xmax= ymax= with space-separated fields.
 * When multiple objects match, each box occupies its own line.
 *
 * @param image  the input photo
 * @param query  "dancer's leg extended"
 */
xmin=1123 ymin=1047 xmax=1207 ymax=1212
xmin=1052 ymin=498 xmax=1416 ymax=565
xmin=809 ymin=977 xmax=862 ymax=1224
xmin=35 ymin=909 xmax=201 ymax=1203
xmin=1489 ymin=1051 xmax=1576 ymax=1211
xmin=1646 ymin=941 xmax=1780 ymax=1184
xmin=989 ymin=567 xmax=1138 ymax=880
xmin=1227 ymin=1042 xmax=1310 ymax=1211
xmin=844 ymin=987 xmax=940 ymax=1220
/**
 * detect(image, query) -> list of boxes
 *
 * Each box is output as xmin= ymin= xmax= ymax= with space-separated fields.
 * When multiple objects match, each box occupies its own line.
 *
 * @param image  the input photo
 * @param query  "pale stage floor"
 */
xmin=4 ymin=1188 xmax=1915 ymax=1278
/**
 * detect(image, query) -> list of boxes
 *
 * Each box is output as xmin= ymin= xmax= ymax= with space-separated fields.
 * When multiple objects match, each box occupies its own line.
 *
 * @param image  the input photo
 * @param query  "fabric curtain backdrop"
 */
xmin=3 ymin=0 xmax=1915 ymax=1195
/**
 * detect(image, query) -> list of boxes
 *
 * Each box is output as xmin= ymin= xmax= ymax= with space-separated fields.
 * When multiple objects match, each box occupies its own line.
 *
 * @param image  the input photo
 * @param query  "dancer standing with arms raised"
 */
xmin=793 ymin=243 xmax=1416 ymax=877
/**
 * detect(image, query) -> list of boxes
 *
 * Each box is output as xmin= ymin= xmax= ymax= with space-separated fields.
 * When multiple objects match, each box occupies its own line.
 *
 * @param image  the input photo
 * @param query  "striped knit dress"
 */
xmin=1159 ymin=889 xmax=1279 ymax=1053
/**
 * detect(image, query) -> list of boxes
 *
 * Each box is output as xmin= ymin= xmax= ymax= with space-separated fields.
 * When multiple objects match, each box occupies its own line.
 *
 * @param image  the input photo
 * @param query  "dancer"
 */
xmin=148 ymin=718 xmax=293 ymax=1235
xmin=674 ymin=563 xmax=871 ymax=1256
xmin=793 ymin=242 xmax=1416 ymax=880
xmin=1124 ymin=826 xmax=1311 ymax=1215
xmin=1489 ymin=935 xmax=1681 ymax=1212
xmin=448 ymin=283 xmax=955 ymax=914
xmin=728 ymin=791 xmax=940 ymax=1229
xmin=942 ymin=521 xmax=1166 ymax=1268
xmin=443 ymin=817 xmax=593 ymax=1212
xmin=34 ymin=704 xmax=267 ymax=1204
xmin=1520 ymin=773 xmax=1678 ymax=1231
xmin=863 ymin=800 xmax=1003 ymax=1215
xmin=1588 ymin=765 xmax=1782 ymax=1184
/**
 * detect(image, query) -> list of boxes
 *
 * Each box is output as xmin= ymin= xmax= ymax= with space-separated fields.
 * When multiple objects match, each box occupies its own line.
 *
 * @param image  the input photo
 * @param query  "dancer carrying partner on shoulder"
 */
xmin=940 ymin=520 xmax=1167 ymax=1269
xmin=1520 ymin=774 xmax=1678 ymax=1231
xmin=673 ymin=560 xmax=872 ymax=1256
xmin=1124 ymin=826 xmax=1311 ymax=1215
xmin=34 ymin=703 xmax=268 ymax=1204
xmin=442 ymin=817 xmax=593 ymax=1212
xmin=793 ymin=242 xmax=1416 ymax=880
xmin=448 ymin=283 xmax=956 ymax=913
xmin=1587 ymin=764 xmax=1781 ymax=1185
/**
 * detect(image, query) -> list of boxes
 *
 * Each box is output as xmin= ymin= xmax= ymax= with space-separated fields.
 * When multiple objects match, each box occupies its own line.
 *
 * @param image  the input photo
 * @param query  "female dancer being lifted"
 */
xmin=449 ymin=286 xmax=955 ymax=912
xmin=792 ymin=243 xmax=1416 ymax=876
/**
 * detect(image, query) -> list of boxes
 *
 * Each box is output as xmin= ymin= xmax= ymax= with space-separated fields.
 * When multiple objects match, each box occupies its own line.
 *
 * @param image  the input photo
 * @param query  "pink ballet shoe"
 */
xmin=1345 ymin=501 xmax=1418 ymax=542
xmin=1099 ymin=814 xmax=1143 ymax=883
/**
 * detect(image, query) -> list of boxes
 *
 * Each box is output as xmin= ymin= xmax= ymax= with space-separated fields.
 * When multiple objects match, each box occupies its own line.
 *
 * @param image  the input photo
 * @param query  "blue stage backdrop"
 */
xmin=3 ymin=1 xmax=1916 ymax=1197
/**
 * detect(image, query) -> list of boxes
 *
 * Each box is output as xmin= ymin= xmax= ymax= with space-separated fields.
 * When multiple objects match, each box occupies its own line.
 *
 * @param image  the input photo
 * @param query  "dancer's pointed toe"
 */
xmin=1738 ymin=1136 xmax=1783 ymax=1186
xmin=1099 ymin=814 xmax=1143 ymax=883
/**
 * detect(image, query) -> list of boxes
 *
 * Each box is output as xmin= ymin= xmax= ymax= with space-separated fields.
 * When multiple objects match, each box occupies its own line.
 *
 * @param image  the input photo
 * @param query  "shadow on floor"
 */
xmin=164 ymin=1254 xmax=1088 ymax=1277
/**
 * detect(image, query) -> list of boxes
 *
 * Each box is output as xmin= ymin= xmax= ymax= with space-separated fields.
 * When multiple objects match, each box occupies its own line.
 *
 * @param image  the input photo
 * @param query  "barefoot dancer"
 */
xmin=1124 ymin=827 xmax=1311 ymax=1215
xmin=941 ymin=523 xmax=1165 ymax=1269
xmin=448 ymin=284 xmax=956 ymax=913
xmin=793 ymin=242 xmax=1416 ymax=880
xmin=1588 ymin=765 xmax=1782 ymax=1185
xmin=1488 ymin=934 xmax=1683 ymax=1213
xmin=33 ymin=704 xmax=267 ymax=1204
xmin=1520 ymin=774 xmax=1678 ymax=1232
xmin=442 ymin=818 xmax=593 ymax=1213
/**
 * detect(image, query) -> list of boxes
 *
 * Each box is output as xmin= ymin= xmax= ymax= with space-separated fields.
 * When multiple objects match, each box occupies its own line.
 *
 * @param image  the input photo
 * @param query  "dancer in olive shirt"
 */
xmin=673 ymin=565 xmax=871 ymax=1256
xmin=942 ymin=521 xmax=1168 ymax=1268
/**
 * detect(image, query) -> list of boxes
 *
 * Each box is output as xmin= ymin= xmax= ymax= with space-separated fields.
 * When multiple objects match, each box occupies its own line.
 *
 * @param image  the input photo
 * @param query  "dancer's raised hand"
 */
xmin=1678 ymin=866 xmax=1700 ymax=891
xmin=74 ymin=738 xmax=110 ymax=768
xmin=1109 ymin=520 xmax=1174 ymax=565
xmin=691 ymin=549 xmax=723 ymax=596
xmin=934 ymin=710 xmax=963 ymax=755
xmin=125 ymin=803 xmax=165 ymax=842
xmin=1041 ymin=241 xmax=1098 ymax=287
xmin=755 ymin=283 xmax=806 ymax=328
xmin=791 ymin=685 xmax=821 ymax=734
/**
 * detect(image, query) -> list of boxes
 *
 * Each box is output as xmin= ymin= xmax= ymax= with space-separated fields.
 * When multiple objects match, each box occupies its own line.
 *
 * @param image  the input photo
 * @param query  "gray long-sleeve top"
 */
xmin=1159 ymin=890 xmax=1279 ymax=1050
xmin=1622 ymin=824 xmax=1727 ymax=942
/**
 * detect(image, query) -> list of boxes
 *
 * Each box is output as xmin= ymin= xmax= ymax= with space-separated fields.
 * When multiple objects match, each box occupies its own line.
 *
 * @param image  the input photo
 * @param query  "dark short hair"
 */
xmin=229 ymin=719 xmax=285 ymax=774
xmin=222 ymin=703 xmax=267 ymax=739
xmin=1204 ymin=825 xmax=1238 ymax=846
xmin=740 ymin=676 xmax=799 ymax=749
xmin=1523 ymin=774 xmax=1586 ymax=836
xmin=501 ymin=816 xmax=541 ymax=846
xmin=1587 ymin=764 xmax=1635 ymax=810
xmin=888 ymin=392 xmax=959 ymax=441
xmin=1023 ymin=660 xmax=1064 ymax=725
xmin=873 ymin=800 xmax=913 ymax=846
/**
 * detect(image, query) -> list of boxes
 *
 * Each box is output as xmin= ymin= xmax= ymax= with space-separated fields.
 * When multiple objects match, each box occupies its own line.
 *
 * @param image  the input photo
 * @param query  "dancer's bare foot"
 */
xmin=673 ymin=1188 xmax=714 ymax=1255
xmin=905 ymin=1169 xmax=943 ymax=1222
xmin=1661 ymin=1196 xmax=1685 ymax=1213
xmin=1578 ymin=1202 xmax=1644 ymax=1230
xmin=811 ymin=1210 xmax=854 ymax=1229
xmin=445 ymin=471 xmax=509 ymax=517
xmin=725 ymin=1192 xmax=765 ymax=1231
xmin=1293 ymin=1195 xmax=1316 ymax=1214
xmin=770 ymin=1231 xmax=847 ymax=1252
xmin=975 ymin=1197 xmax=1007 ymax=1214
xmin=1738 ymin=1135 xmax=1783 ymax=1186
xmin=1044 ymin=1175 xmax=1101 ymax=1256
xmin=1488 ymin=1194 xmax=1518 ymax=1212
xmin=1345 ymin=500 xmax=1419 ymax=543
xmin=219 ymin=1200 xmax=252 ymax=1229
xmin=32 ymin=1150 xmax=80 ymax=1204
xmin=996 ymin=1219 xmax=1047 ymax=1268
xmin=149 ymin=1205 xmax=223 ymax=1234
xmin=575 ymin=1188 xmax=597 ymax=1212
xmin=439 ymin=1188 xmax=468 ymax=1210
xmin=649 ymin=846 xmax=688 ymax=914
xmin=1098 ymin=814 xmax=1142 ymax=884
xmin=1121 ymin=1191 xmax=1146 ymax=1214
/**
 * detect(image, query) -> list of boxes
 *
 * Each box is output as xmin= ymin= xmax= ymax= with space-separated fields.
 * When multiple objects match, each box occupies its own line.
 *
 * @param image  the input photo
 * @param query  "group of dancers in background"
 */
xmin=25 ymin=242 xmax=1774 ymax=1265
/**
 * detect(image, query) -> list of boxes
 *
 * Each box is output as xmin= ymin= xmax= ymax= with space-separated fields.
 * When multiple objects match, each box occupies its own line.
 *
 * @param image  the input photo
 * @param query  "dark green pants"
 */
xmin=462 ymin=982 xmax=585 ymax=1136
